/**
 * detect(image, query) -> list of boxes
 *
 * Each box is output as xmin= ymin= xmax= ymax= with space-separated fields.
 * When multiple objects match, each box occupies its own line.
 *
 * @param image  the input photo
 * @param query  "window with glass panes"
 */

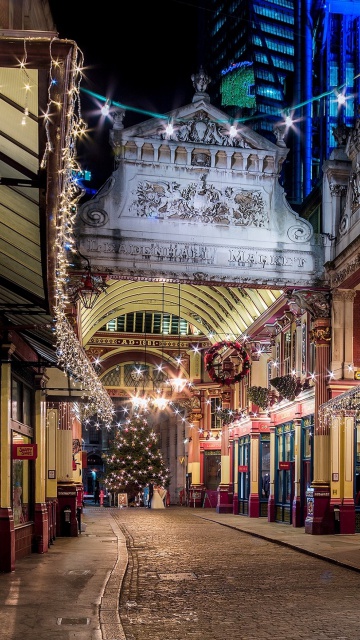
xmin=210 ymin=397 xmax=222 ymax=430
xmin=275 ymin=421 xmax=294 ymax=504
xmin=238 ymin=435 xmax=250 ymax=500
xmin=260 ymin=434 xmax=270 ymax=499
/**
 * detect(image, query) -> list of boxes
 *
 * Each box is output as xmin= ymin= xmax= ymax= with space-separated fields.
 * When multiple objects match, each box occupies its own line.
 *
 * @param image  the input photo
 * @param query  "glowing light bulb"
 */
xmin=101 ymin=99 xmax=111 ymax=116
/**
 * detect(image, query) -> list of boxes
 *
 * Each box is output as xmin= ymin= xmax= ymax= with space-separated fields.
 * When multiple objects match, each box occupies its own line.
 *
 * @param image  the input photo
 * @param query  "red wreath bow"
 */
xmin=204 ymin=340 xmax=251 ymax=386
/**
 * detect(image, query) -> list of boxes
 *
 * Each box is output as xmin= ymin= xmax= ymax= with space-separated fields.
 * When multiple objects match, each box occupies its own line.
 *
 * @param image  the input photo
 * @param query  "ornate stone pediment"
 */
xmin=76 ymin=98 xmax=323 ymax=289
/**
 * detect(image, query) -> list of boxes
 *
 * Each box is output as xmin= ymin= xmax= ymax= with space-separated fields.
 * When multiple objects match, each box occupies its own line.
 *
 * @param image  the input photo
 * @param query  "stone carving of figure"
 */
xmin=332 ymin=123 xmax=350 ymax=147
xmin=191 ymin=66 xmax=211 ymax=103
xmin=273 ymin=124 xmax=287 ymax=148
xmin=112 ymin=108 xmax=125 ymax=130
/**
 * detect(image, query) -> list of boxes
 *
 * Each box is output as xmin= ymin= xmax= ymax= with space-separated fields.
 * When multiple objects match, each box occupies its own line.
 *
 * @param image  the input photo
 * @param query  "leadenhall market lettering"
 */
xmin=84 ymin=238 xmax=312 ymax=270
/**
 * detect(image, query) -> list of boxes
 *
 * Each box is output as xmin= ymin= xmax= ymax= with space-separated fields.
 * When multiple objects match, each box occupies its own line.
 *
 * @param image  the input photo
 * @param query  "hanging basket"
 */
xmin=204 ymin=340 xmax=251 ymax=386
xmin=247 ymin=386 xmax=270 ymax=410
xmin=270 ymin=375 xmax=302 ymax=401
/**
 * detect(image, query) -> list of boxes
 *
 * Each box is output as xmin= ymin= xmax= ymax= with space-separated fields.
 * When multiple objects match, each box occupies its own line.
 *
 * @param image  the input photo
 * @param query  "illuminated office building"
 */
xmin=204 ymin=0 xmax=360 ymax=206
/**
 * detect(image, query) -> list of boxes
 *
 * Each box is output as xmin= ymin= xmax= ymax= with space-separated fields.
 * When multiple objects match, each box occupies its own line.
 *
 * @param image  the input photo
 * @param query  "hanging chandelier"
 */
xmin=129 ymin=321 xmax=171 ymax=411
xmin=168 ymin=283 xmax=187 ymax=394
xmin=70 ymin=250 xmax=109 ymax=310
xmin=74 ymin=265 xmax=104 ymax=309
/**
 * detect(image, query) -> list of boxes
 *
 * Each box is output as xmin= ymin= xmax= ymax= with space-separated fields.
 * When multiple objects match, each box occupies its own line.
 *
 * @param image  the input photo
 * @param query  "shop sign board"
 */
xmin=278 ymin=461 xmax=291 ymax=470
xmin=12 ymin=444 xmax=37 ymax=460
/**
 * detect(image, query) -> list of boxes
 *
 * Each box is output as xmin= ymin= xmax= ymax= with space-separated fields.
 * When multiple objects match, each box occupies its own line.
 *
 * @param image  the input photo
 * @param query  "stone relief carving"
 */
xmin=338 ymin=214 xmax=349 ymax=236
xmin=350 ymin=161 xmax=360 ymax=211
xmin=79 ymin=177 xmax=115 ymax=226
xmin=331 ymin=253 xmax=360 ymax=286
xmin=287 ymin=225 xmax=312 ymax=243
xmin=329 ymin=183 xmax=347 ymax=197
xmin=157 ymin=110 xmax=252 ymax=147
xmin=130 ymin=174 xmax=268 ymax=227
xmin=287 ymin=289 xmax=330 ymax=319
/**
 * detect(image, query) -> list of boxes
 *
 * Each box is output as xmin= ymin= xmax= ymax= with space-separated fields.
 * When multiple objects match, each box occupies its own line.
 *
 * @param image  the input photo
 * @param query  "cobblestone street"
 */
xmin=107 ymin=508 xmax=360 ymax=640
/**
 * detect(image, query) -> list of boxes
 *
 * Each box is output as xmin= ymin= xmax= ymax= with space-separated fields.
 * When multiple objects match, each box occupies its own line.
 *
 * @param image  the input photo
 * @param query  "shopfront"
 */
xmin=275 ymin=421 xmax=295 ymax=524
xmin=238 ymin=435 xmax=250 ymax=515
xmin=11 ymin=371 xmax=35 ymax=559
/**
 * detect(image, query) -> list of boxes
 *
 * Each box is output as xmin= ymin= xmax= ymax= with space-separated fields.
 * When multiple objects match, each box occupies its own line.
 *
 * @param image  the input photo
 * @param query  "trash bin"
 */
xmin=333 ymin=505 xmax=340 ymax=534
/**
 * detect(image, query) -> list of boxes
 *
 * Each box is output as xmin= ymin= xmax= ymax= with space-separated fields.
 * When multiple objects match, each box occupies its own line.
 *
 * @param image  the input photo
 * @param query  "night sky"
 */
xmin=48 ymin=1 xmax=207 ymax=188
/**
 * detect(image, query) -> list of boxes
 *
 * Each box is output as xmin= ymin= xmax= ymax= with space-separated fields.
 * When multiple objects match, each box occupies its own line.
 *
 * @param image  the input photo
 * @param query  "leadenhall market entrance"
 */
xmin=70 ymin=71 xmax=345 ymax=534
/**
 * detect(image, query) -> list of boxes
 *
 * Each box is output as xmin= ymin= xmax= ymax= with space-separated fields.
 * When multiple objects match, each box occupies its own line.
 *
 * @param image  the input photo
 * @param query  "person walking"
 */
xmin=147 ymin=482 xmax=154 ymax=508
xmin=94 ymin=486 xmax=100 ymax=505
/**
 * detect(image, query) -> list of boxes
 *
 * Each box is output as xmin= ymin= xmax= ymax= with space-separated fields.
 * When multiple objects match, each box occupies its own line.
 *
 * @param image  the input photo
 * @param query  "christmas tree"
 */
xmin=102 ymin=414 xmax=170 ymax=500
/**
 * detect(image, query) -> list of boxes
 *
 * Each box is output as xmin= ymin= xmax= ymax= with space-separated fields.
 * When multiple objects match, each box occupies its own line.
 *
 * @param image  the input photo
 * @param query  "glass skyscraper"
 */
xmin=203 ymin=0 xmax=360 ymax=207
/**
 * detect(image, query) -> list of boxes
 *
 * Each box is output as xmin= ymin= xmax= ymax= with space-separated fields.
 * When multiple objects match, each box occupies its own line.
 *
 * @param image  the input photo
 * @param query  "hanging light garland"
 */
xmin=42 ymin=39 xmax=113 ymax=425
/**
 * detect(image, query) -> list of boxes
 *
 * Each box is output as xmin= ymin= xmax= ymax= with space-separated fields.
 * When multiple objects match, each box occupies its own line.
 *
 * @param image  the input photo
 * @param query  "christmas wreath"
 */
xmin=204 ymin=340 xmax=251 ymax=386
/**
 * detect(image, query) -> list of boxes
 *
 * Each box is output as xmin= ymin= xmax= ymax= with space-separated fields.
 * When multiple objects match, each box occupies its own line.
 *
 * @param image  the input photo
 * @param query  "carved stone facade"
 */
xmin=77 ymin=96 xmax=323 ymax=288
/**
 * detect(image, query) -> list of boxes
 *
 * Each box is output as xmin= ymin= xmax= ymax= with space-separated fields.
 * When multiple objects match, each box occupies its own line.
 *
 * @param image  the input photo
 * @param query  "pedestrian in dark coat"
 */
xmin=148 ymin=482 xmax=154 ymax=508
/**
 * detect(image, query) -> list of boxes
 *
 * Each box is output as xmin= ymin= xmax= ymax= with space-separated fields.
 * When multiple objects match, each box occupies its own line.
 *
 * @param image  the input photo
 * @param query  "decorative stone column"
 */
xmin=331 ymin=290 xmax=345 ymax=378
xmin=0 ymin=342 xmax=16 ymax=572
xmin=331 ymin=289 xmax=355 ymax=379
xmin=267 ymin=422 xmax=276 ymax=522
xmin=306 ymin=318 xmax=332 ymax=534
xmin=187 ymin=391 xmax=203 ymax=507
xmin=248 ymin=431 xmax=260 ymax=517
xmin=344 ymin=291 xmax=356 ymax=379
xmin=46 ymin=407 xmax=58 ymax=544
xmin=217 ymin=390 xmax=233 ymax=513
xmin=291 ymin=411 xmax=302 ymax=527
xmin=34 ymin=372 xmax=49 ymax=553
xmin=287 ymin=289 xmax=332 ymax=534
xmin=329 ymin=412 xmax=356 ymax=534
xmin=56 ymin=402 xmax=78 ymax=537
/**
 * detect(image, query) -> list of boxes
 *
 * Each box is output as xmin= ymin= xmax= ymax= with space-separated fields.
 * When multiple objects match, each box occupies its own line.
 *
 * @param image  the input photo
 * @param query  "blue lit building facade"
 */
xmin=204 ymin=0 xmax=360 ymax=207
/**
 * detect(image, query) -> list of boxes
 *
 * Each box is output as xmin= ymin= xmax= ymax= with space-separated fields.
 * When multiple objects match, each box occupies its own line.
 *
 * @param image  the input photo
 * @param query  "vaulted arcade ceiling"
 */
xmin=79 ymin=280 xmax=286 ymax=348
xmin=73 ymin=95 xmax=324 ymax=361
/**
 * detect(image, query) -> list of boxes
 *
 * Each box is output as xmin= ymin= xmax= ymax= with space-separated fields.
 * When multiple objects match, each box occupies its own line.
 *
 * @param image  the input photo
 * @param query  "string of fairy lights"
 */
xmin=37 ymin=38 xmax=114 ymax=425
xmin=82 ymin=76 xmax=350 ymax=134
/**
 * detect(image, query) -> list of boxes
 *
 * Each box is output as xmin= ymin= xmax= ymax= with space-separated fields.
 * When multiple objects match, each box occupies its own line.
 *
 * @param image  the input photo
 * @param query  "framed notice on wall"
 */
xmin=118 ymin=493 xmax=128 ymax=508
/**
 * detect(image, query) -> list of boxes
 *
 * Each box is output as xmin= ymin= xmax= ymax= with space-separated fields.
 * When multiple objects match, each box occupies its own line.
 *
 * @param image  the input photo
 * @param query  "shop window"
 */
xmin=238 ymin=435 xmax=250 ymax=500
xmin=302 ymin=415 xmax=313 ymax=497
xmin=210 ymin=397 xmax=222 ymax=430
xmin=204 ymin=451 xmax=221 ymax=491
xmin=275 ymin=422 xmax=294 ymax=505
xmin=355 ymin=421 xmax=360 ymax=504
xmin=260 ymin=435 xmax=270 ymax=499
xmin=89 ymin=425 xmax=101 ymax=445
xmin=12 ymin=433 xmax=32 ymax=526
xmin=283 ymin=329 xmax=291 ymax=374
xmin=11 ymin=376 xmax=33 ymax=426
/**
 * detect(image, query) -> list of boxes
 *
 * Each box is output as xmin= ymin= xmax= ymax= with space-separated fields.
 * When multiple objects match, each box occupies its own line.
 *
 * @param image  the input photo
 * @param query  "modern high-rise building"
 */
xmin=203 ymin=0 xmax=360 ymax=208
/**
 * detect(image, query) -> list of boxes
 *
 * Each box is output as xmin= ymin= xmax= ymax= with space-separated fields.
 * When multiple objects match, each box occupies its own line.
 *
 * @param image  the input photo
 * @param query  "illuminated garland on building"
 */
xmin=43 ymin=39 xmax=113 ymax=425
xmin=319 ymin=384 xmax=360 ymax=431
